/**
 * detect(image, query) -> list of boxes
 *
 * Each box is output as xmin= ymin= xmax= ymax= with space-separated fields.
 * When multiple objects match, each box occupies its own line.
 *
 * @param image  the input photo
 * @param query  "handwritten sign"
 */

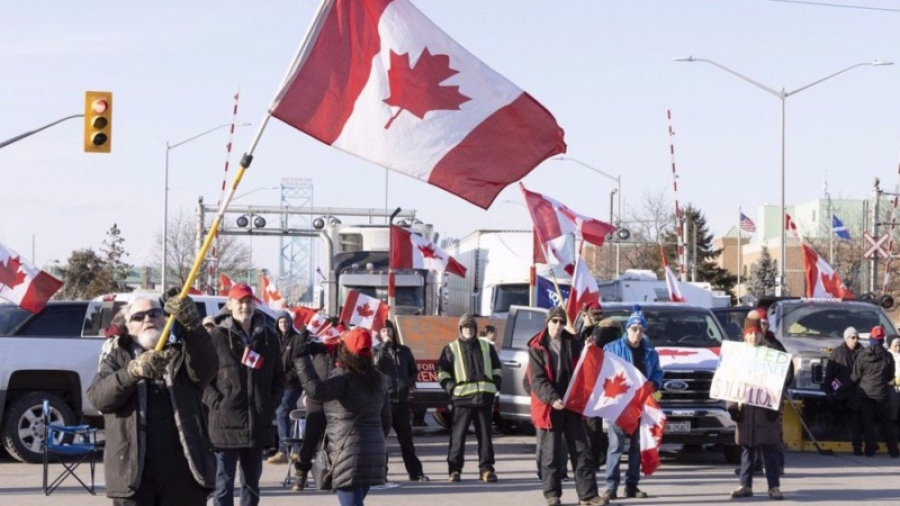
xmin=709 ymin=341 xmax=792 ymax=410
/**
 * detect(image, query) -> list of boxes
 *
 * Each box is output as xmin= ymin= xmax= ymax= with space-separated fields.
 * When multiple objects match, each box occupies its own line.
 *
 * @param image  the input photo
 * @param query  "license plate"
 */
xmin=666 ymin=421 xmax=691 ymax=434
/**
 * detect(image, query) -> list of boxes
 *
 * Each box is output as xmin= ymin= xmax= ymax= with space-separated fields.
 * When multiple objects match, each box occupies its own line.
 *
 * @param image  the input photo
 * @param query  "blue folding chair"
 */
xmin=42 ymin=399 xmax=100 ymax=495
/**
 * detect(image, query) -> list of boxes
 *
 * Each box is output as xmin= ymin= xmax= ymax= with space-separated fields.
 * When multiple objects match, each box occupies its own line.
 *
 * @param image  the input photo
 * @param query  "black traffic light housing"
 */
xmin=84 ymin=91 xmax=112 ymax=153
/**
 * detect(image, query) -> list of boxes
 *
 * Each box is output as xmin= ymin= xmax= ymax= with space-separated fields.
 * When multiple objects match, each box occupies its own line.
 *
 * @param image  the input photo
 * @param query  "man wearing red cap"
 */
xmin=205 ymin=283 xmax=285 ymax=506
xmin=850 ymin=325 xmax=899 ymax=457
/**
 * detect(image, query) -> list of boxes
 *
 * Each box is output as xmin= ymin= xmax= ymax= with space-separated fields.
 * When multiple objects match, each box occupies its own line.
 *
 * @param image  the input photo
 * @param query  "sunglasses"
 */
xmin=130 ymin=308 xmax=163 ymax=322
xmin=549 ymin=318 xmax=564 ymax=324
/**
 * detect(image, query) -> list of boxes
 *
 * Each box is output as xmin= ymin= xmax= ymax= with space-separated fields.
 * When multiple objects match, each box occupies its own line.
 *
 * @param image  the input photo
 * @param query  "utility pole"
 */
xmin=872 ymin=178 xmax=882 ymax=293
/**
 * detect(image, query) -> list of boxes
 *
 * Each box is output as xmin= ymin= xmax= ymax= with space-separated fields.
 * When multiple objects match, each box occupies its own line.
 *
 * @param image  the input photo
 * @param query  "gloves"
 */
xmin=164 ymin=295 xmax=201 ymax=332
xmin=127 ymin=350 xmax=172 ymax=380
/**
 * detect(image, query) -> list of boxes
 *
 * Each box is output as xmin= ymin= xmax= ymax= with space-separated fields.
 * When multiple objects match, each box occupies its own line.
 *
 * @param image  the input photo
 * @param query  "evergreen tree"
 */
xmin=58 ymin=249 xmax=114 ymax=299
xmin=662 ymin=205 xmax=736 ymax=297
xmin=747 ymin=244 xmax=778 ymax=298
xmin=101 ymin=223 xmax=132 ymax=291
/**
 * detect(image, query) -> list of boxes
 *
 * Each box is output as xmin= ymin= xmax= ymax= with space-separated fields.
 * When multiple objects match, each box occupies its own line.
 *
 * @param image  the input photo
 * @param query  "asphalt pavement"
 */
xmin=2 ymin=428 xmax=899 ymax=505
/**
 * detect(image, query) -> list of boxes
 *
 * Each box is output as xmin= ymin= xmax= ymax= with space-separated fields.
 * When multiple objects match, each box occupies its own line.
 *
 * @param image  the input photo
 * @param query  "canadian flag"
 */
xmin=260 ymin=273 xmax=287 ymax=310
xmin=271 ymin=0 xmax=566 ymax=209
xmin=564 ymin=345 xmax=666 ymax=476
xmin=218 ymin=273 xmax=234 ymax=296
xmin=288 ymin=306 xmax=317 ymax=330
xmin=801 ymin=243 xmax=854 ymax=298
xmin=663 ymin=265 xmax=685 ymax=303
xmin=520 ymin=183 xmax=617 ymax=248
xmin=340 ymin=289 xmax=389 ymax=332
xmin=390 ymin=225 xmax=466 ymax=277
xmin=785 ymin=213 xmax=799 ymax=238
xmin=0 ymin=242 xmax=63 ymax=314
xmin=241 ymin=347 xmax=265 ymax=370
xmin=565 ymin=256 xmax=600 ymax=322
xmin=306 ymin=312 xmax=343 ymax=343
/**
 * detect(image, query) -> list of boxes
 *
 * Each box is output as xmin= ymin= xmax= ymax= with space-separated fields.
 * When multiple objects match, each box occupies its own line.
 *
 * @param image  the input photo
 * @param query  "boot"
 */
xmin=292 ymin=469 xmax=309 ymax=491
xmin=267 ymin=451 xmax=288 ymax=464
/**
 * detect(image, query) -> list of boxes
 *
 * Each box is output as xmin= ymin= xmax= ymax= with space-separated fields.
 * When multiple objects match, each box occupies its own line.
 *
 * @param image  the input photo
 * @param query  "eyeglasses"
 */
xmin=549 ymin=318 xmax=564 ymax=324
xmin=130 ymin=308 xmax=163 ymax=322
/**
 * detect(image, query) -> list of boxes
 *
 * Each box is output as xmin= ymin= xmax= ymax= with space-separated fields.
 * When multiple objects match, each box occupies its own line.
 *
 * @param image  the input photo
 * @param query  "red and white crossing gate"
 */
xmin=863 ymin=231 xmax=890 ymax=259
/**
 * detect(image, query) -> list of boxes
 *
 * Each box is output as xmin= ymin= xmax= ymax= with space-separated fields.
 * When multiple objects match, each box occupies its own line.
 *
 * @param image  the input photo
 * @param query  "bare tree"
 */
xmin=151 ymin=209 xmax=252 ymax=291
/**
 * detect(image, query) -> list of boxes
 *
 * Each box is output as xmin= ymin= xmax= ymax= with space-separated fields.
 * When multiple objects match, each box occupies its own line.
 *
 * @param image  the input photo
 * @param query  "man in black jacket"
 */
xmin=88 ymin=295 xmax=218 ymax=505
xmin=438 ymin=314 xmax=502 ymax=483
xmin=577 ymin=304 xmax=611 ymax=469
xmin=205 ymin=284 xmax=285 ymax=506
xmin=268 ymin=312 xmax=305 ymax=464
xmin=375 ymin=320 xmax=429 ymax=481
xmin=822 ymin=326 xmax=864 ymax=455
xmin=851 ymin=325 xmax=899 ymax=457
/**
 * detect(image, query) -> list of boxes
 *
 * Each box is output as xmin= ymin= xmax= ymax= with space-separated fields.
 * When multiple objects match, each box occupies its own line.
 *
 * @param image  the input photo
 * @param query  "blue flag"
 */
xmin=536 ymin=275 xmax=570 ymax=308
xmin=832 ymin=215 xmax=850 ymax=240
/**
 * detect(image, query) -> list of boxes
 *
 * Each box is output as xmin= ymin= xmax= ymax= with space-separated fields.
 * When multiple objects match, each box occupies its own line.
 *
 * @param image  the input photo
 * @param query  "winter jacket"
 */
xmin=87 ymin=326 xmax=218 ymax=498
xmin=203 ymin=311 xmax=285 ymax=449
xmin=603 ymin=335 xmax=664 ymax=391
xmin=374 ymin=342 xmax=418 ymax=403
xmin=851 ymin=344 xmax=896 ymax=403
xmin=295 ymin=354 xmax=391 ymax=490
xmin=822 ymin=342 xmax=861 ymax=402
xmin=437 ymin=336 xmax=502 ymax=407
xmin=277 ymin=320 xmax=305 ymax=391
xmin=527 ymin=329 xmax=583 ymax=430
xmin=726 ymin=339 xmax=786 ymax=447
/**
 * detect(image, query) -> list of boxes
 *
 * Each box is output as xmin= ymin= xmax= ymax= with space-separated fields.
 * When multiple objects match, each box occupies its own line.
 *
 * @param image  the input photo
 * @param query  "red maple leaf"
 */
xmin=0 ymin=256 xmax=26 ymax=289
xmin=650 ymin=422 xmax=665 ymax=440
xmin=820 ymin=271 xmax=851 ymax=298
xmin=602 ymin=373 xmax=630 ymax=399
xmin=356 ymin=302 xmax=375 ymax=318
xmin=383 ymin=47 xmax=471 ymax=129
xmin=657 ymin=349 xmax=698 ymax=357
xmin=416 ymin=243 xmax=443 ymax=261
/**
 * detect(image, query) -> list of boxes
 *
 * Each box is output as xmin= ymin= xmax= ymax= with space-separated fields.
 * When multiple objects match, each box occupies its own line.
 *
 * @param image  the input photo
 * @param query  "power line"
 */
xmin=763 ymin=0 xmax=900 ymax=13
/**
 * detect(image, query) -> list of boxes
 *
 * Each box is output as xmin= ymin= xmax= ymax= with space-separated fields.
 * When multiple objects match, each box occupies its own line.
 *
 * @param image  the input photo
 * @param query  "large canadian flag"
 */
xmin=663 ymin=265 xmax=685 ymax=303
xmin=260 ymin=273 xmax=287 ymax=310
xmin=0 ymin=242 xmax=63 ymax=314
xmin=564 ymin=345 xmax=666 ymax=476
xmin=271 ymin=0 xmax=566 ymax=209
xmin=565 ymin=256 xmax=600 ymax=322
xmin=390 ymin=225 xmax=466 ymax=277
xmin=801 ymin=243 xmax=853 ymax=298
xmin=340 ymin=289 xmax=389 ymax=332
xmin=521 ymin=183 xmax=617 ymax=249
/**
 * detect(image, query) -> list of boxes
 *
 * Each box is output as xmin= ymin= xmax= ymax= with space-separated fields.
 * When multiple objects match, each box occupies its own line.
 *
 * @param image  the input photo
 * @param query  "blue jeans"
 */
xmin=605 ymin=425 xmax=640 ymax=492
xmin=336 ymin=485 xmax=370 ymax=506
xmin=276 ymin=389 xmax=302 ymax=453
xmin=213 ymin=448 xmax=263 ymax=506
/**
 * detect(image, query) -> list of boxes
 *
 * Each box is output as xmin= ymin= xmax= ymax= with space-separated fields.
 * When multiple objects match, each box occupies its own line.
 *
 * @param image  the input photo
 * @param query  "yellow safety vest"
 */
xmin=439 ymin=339 xmax=500 ymax=398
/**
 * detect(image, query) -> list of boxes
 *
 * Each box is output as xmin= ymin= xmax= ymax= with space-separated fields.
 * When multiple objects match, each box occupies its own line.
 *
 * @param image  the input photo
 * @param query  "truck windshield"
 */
xmin=602 ymin=307 xmax=725 ymax=348
xmin=493 ymin=284 xmax=529 ymax=314
xmin=779 ymin=302 xmax=895 ymax=338
xmin=0 ymin=305 xmax=30 ymax=335
xmin=342 ymin=286 xmax=424 ymax=310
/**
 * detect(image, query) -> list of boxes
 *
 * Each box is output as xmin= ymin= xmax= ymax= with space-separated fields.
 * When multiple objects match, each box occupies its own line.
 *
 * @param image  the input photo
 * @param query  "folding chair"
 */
xmin=42 ymin=400 xmax=100 ymax=495
xmin=281 ymin=407 xmax=306 ymax=487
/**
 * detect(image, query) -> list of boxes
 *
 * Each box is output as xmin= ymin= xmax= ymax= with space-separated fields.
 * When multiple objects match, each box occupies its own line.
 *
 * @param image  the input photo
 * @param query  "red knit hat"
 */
xmin=342 ymin=327 xmax=373 ymax=358
xmin=870 ymin=325 xmax=885 ymax=340
xmin=744 ymin=326 xmax=762 ymax=337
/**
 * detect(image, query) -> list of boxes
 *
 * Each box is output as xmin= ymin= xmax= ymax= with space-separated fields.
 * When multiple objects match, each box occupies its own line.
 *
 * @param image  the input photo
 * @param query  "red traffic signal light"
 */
xmin=84 ymin=91 xmax=112 ymax=153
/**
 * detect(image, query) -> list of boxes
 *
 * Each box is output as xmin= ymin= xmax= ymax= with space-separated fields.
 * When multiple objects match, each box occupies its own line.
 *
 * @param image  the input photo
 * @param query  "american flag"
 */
xmin=739 ymin=213 xmax=756 ymax=233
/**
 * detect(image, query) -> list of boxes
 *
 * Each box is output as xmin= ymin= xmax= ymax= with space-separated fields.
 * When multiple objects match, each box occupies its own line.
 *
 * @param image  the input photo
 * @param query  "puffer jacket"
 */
xmin=852 ymin=344 xmax=896 ymax=403
xmin=203 ymin=311 xmax=285 ymax=449
xmin=295 ymin=354 xmax=391 ymax=489
xmin=726 ymin=339 xmax=786 ymax=447
xmin=374 ymin=342 xmax=418 ymax=403
xmin=603 ymin=335 xmax=664 ymax=391
xmin=87 ymin=326 xmax=218 ymax=498
xmin=527 ymin=329 xmax=583 ymax=430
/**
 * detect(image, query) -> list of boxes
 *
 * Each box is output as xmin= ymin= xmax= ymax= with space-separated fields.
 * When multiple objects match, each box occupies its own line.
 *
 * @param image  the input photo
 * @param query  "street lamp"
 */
xmin=674 ymin=56 xmax=892 ymax=295
xmin=163 ymin=122 xmax=250 ymax=290
xmin=554 ymin=156 xmax=623 ymax=277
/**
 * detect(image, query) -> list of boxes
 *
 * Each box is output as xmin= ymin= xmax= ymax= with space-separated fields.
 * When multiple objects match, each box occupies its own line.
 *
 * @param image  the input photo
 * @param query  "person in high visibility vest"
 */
xmin=437 ymin=314 xmax=502 ymax=483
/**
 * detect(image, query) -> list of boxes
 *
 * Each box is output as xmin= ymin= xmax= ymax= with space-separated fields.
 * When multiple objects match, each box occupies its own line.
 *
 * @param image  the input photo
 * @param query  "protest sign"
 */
xmin=709 ymin=341 xmax=792 ymax=410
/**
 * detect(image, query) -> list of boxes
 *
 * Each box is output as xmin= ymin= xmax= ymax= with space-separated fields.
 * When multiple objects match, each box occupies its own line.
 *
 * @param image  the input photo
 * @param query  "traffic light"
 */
xmin=84 ymin=91 xmax=112 ymax=153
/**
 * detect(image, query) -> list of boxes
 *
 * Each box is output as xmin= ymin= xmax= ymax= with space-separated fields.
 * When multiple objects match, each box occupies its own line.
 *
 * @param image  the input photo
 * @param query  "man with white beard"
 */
xmin=88 ymin=296 xmax=219 ymax=505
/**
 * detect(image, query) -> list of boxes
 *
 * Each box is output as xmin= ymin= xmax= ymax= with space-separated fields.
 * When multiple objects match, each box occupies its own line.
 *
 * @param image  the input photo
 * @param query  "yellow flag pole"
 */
xmin=153 ymin=0 xmax=330 ymax=351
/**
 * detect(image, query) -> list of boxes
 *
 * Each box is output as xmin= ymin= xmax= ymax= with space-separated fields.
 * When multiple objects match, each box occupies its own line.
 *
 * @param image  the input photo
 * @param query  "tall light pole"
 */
xmin=553 ymin=156 xmax=623 ymax=277
xmin=674 ymin=57 xmax=892 ymax=295
xmin=163 ymin=122 xmax=250 ymax=291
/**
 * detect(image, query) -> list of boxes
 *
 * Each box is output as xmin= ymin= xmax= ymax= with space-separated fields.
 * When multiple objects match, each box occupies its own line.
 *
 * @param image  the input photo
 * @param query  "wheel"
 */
xmin=431 ymin=408 xmax=452 ymax=429
xmin=1 ymin=391 xmax=77 ymax=463
xmin=723 ymin=444 xmax=741 ymax=464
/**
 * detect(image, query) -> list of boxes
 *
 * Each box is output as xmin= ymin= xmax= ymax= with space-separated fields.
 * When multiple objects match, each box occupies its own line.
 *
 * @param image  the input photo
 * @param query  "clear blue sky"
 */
xmin=4 ymin=0 xmax=900 ymax=274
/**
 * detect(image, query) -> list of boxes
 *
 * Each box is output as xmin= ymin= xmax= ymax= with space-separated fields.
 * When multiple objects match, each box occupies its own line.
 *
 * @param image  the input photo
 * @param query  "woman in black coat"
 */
xmin=296 ymin=328 xmax=391 ymax=506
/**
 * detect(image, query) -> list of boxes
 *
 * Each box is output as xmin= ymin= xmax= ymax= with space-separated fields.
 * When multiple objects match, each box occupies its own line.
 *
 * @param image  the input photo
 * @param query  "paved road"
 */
xmin=3 ymin=431 xmax=899 ymax=505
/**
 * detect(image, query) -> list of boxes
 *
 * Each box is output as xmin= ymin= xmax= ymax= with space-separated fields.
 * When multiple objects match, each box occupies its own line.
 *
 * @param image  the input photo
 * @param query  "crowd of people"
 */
xmin=85 ymin=290 xmax=899 ymax=506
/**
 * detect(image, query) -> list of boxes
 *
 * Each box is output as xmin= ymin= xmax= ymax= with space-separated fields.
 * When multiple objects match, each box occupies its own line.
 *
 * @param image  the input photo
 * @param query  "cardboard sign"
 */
xmin=709 ymin=341 xmax=792 ymax=410
xmin=416 ymin=360 xmax=439 ymax=383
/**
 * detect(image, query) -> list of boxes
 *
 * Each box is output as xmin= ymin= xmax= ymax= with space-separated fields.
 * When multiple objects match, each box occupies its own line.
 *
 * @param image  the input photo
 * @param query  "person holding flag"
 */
xmin=528 ymin=306 xmax=606 ymax=506
xmin=576 ymin=303 xmax=611 ymax=469
xmin=204 ymin=283 xmax=285 ymax=506
xmin=602 ymin=306 xmax=662 ymax=501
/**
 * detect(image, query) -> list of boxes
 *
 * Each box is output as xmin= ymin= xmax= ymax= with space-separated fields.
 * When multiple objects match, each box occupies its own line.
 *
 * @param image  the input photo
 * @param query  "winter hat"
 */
xmin=744 ymin=326 xmax=762 ymax=337
xmin=755 ymin=308 xmax=769 ymax=323
xmin=843 ymin=327 xmax=859 ymax=340
xmin=202 ymin=315 xmax=215 ymax=327
xmin=870 ymin=325 xmax=885 ymax=344
xmin=546 ymin=306 xmax=567 ymax=323
xmin=382 ymin=319 xmax=395 ymax=331
xmin=342 ymin=327 xmax=373 ymax=358
xmin=625 ymin=305 xmax=648 ymax=330
xmin=458 ymin=314 xmax=477 ymax=330
xmin=743 ymin=311 xmax=761 ymax=331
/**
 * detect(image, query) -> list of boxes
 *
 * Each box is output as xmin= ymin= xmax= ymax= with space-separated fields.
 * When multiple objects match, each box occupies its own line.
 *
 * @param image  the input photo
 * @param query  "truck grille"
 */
xmin=659 ymin=370 xmax=715 ymax=403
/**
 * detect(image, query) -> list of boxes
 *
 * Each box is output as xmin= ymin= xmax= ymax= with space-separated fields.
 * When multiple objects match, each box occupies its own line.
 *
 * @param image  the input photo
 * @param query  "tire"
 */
xmin=431 ymin=408 xmax=452 ymax=429
xmin=1 ymin=391 xmax=77 ymax=463
xmin=723 ymin=444 xmax=741 ymax=464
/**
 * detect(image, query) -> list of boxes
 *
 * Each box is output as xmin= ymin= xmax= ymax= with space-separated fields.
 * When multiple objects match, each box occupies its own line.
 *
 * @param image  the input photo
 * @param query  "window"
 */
xmin=493 ymin=284 xmax=530 ymax=314
xmin=21 ymin=305 xmax=89 ymax=337
xmin=0 ymin=305 xmax=30 ymax=336
xmin=339 ymin=233 xmax=363 ymax=252
xmin=510 ymin=309 xmax=546 ymax=350
xmin=601 ymin=307 xmax=725 ymax=348
xmin=780 ymin=302 xmax=894 ymax=338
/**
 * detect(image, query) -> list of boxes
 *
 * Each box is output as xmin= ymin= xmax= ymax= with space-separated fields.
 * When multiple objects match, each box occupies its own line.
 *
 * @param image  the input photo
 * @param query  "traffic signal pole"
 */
xmin=0 ymin=113 xmax=83 ymax=149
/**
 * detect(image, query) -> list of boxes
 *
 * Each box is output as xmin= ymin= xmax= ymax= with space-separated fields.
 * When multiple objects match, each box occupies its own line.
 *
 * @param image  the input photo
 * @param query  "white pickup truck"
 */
xmin=0 ymin=293 xmax=275 ymax=463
